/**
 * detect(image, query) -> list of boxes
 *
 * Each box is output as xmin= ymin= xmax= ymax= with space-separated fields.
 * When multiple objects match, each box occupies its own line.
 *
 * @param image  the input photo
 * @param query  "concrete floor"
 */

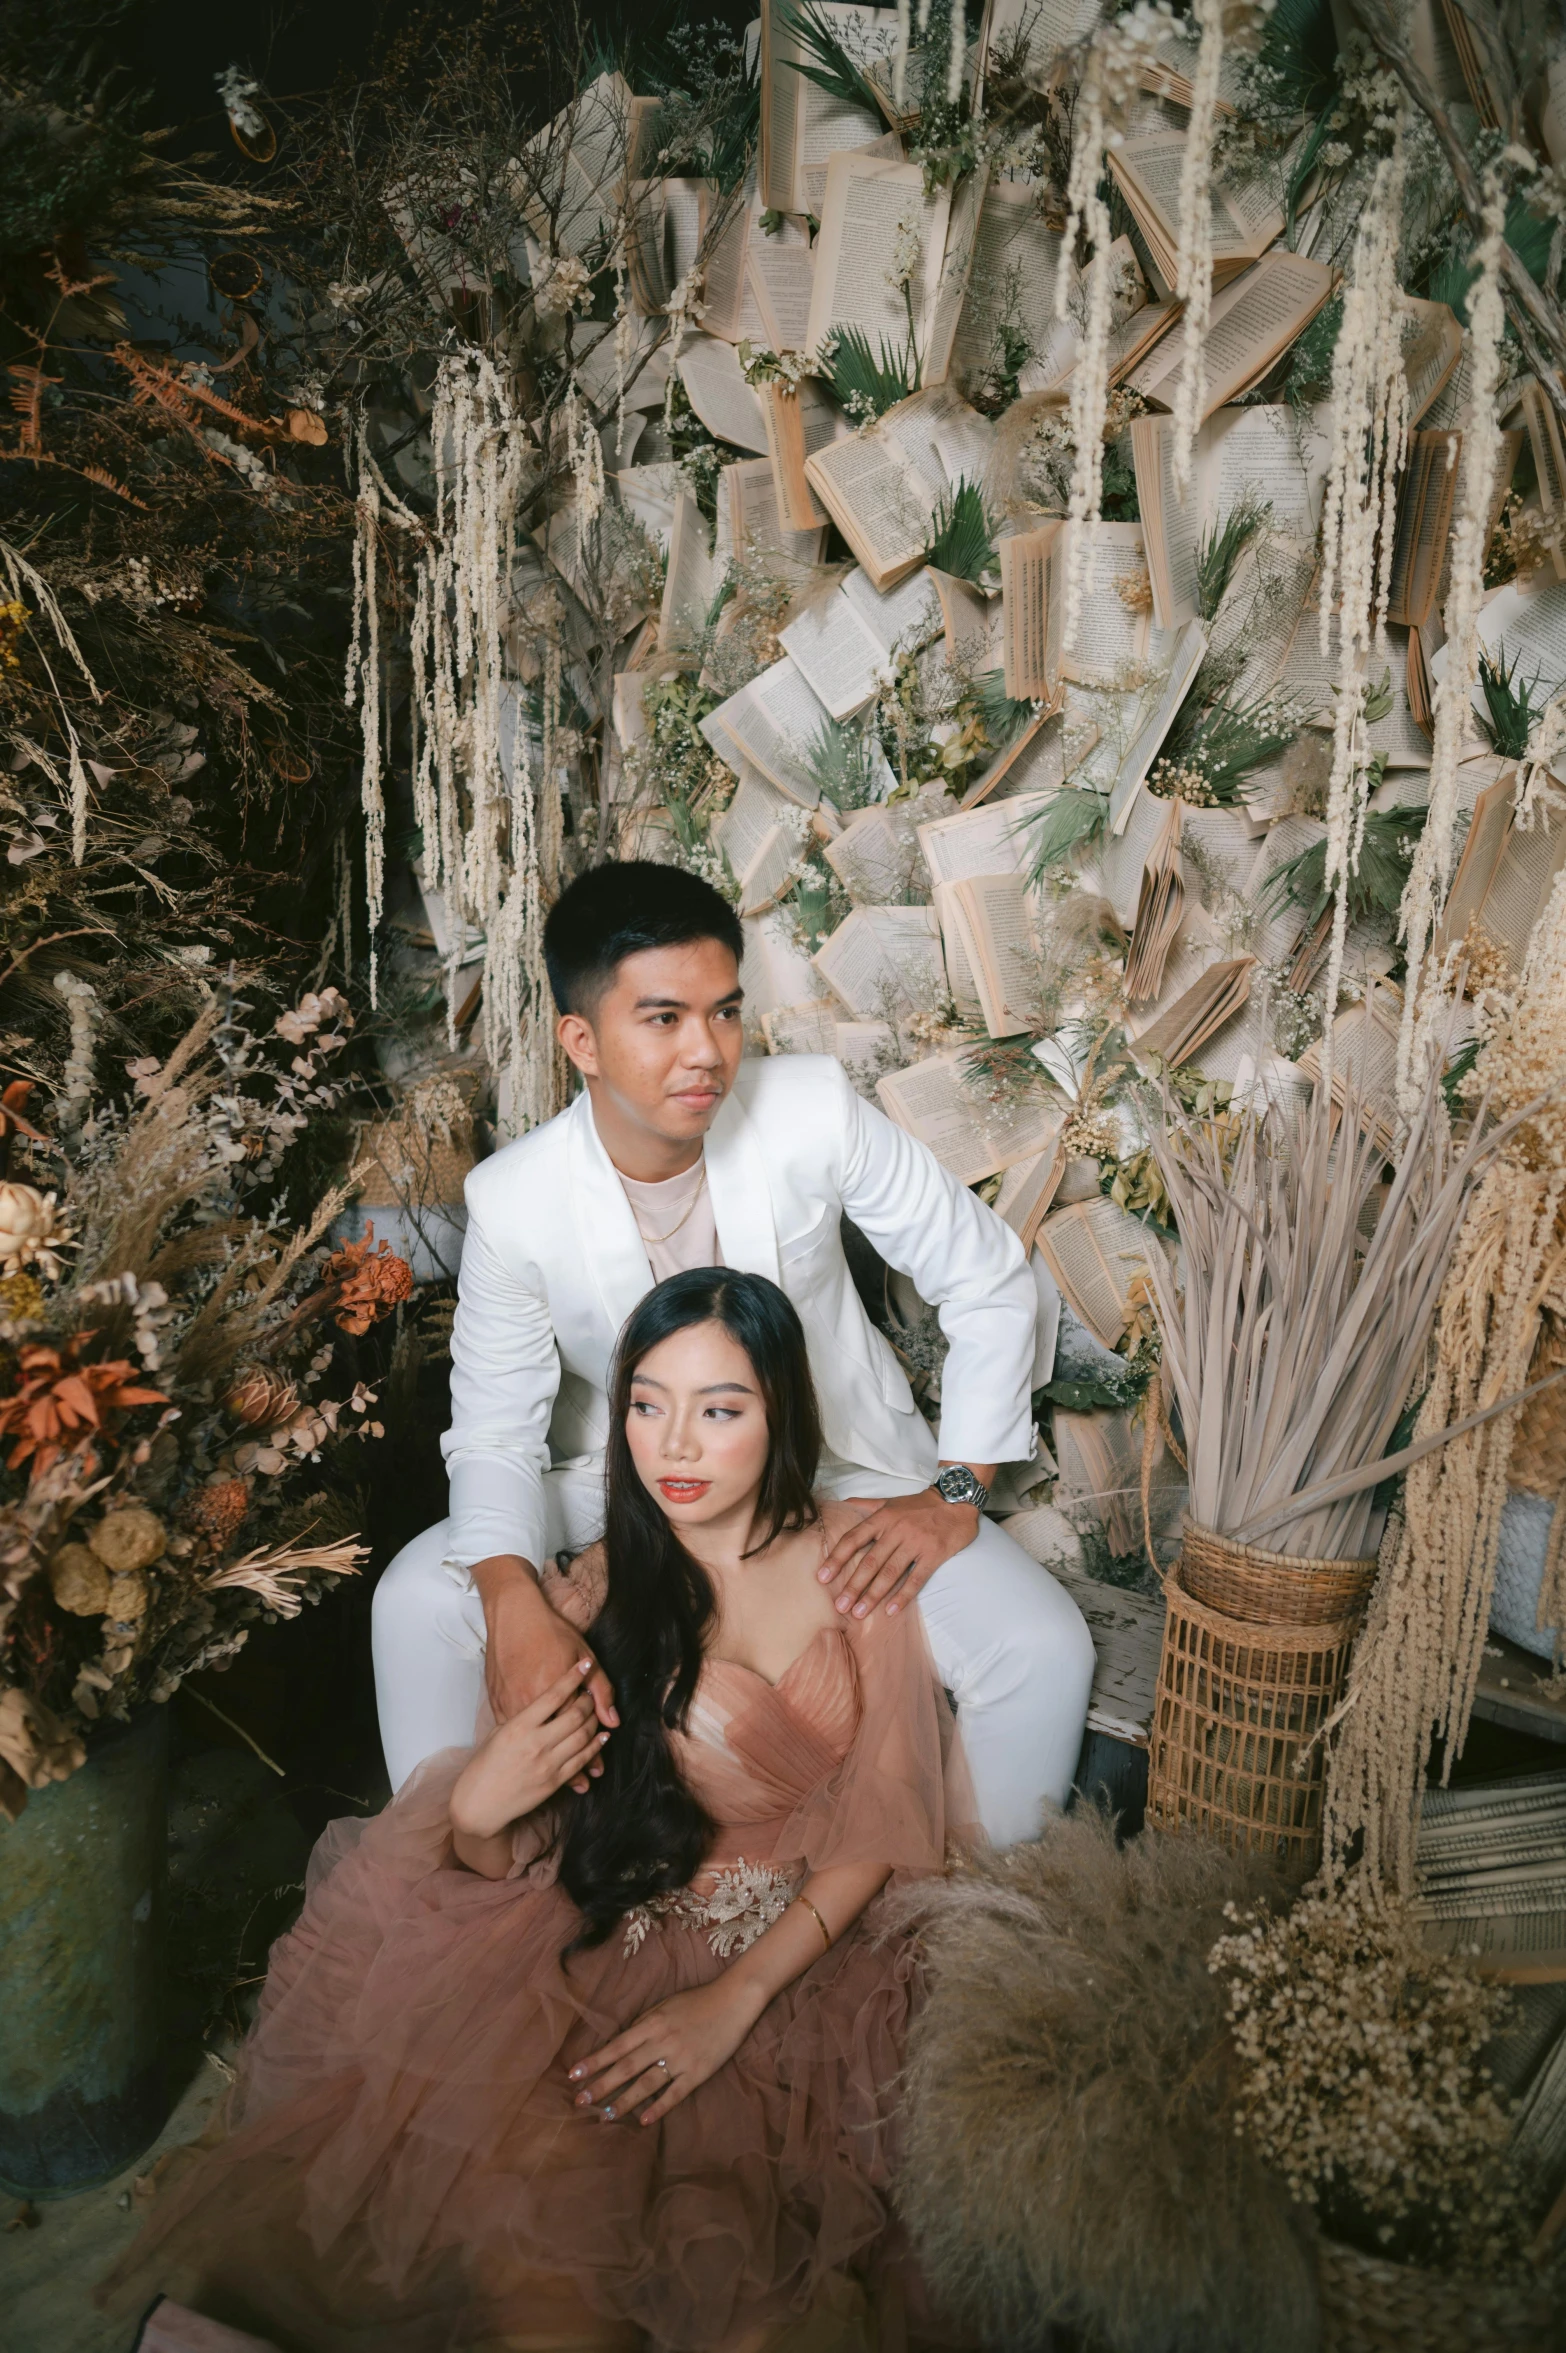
xmin=1 ymin=2044 xmax=235 ymax=2353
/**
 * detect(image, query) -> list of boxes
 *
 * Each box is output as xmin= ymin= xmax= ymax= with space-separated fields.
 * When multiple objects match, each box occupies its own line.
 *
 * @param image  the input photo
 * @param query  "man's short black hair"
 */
xmin=543 ymin=860 xmax=745 ymax=1017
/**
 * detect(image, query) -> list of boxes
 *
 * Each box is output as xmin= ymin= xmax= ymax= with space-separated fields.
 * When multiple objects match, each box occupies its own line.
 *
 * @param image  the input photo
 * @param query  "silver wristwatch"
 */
xmin=934 ymin=1464 xmax=988 ymax=1509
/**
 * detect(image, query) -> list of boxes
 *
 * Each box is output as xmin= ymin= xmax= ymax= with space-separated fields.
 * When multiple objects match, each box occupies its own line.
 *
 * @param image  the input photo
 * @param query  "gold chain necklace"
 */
xmin=630 ymin=1164 xmax=709 ymax=1248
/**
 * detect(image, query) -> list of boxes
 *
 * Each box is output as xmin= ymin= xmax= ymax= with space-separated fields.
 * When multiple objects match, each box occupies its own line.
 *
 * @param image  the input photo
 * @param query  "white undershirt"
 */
xmin=617 ymin=1154 xmax=723 ymax=1282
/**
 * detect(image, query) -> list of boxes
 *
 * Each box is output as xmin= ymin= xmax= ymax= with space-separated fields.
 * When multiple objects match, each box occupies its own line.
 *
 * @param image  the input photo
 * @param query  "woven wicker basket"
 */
xmin=1318 ymin=2234 xmax=1560 ymax=2351
xmin=1146 ymin=1531 xmax=1376 ymax=1873
xmin=1181 ymin=1525 xmax=1378 ymax=1627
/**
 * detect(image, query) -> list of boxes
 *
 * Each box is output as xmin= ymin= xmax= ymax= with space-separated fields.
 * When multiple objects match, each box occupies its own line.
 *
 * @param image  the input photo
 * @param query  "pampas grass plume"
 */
xmin=894 ymin=1813 xmax=1319 ymax=2353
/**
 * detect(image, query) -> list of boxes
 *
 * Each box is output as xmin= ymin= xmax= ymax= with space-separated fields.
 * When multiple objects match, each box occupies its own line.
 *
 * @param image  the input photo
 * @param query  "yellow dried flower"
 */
xmin=0 ymin=1270 xmax=45 ymax=1321
xmin=0 ymin=600 xmax=27 ymax=674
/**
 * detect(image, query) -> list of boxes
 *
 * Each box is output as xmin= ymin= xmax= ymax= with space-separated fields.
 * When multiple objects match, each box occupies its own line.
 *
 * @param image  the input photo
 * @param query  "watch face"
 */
xmin=937 ymin=1468 xmax=981 ymax=1504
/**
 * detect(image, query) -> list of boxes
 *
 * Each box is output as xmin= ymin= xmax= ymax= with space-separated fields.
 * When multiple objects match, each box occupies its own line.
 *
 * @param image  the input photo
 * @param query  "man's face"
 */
xmin=558 ymin=938 xmax=745 ymax=1144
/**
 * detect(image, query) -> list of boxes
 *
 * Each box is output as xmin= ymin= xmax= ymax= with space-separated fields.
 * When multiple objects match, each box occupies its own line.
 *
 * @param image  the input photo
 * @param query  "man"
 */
xmin=373 ymin=862 xmax=1094 ymax=1845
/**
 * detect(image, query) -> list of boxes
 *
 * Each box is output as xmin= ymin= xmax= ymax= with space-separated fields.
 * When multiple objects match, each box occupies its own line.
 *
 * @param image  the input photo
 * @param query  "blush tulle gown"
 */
xmin=104 ymin=1550 xmax=978 ymax=2353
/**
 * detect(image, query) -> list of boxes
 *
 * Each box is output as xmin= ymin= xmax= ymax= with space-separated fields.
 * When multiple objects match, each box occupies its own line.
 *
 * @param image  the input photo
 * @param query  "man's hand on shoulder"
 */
xmin=469 ymin=1554 xmax=618 ymax=1791
xmin=817 ymin=1476 xmax=988 ymax=1619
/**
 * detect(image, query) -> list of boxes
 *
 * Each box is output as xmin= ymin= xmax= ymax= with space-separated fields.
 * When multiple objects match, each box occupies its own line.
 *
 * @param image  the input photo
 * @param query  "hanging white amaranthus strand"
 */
xmin=1057 ymin=52 xmax=1114 ymax=653
xmin=1168 ymin=0 xmax=1224 ymax=495
xmin=1396 ymin=158 xmax=1513 ymax=1111
xmin=945 ymin=0 xmax=966 ymax=104
xmin=1316 ymin=116 xmax=1411 ymax=1083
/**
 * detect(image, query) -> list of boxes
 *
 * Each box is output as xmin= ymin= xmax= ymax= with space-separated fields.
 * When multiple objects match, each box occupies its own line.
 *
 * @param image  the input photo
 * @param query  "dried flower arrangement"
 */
xmin=0 ymin=986 xmax=412 ymax=1822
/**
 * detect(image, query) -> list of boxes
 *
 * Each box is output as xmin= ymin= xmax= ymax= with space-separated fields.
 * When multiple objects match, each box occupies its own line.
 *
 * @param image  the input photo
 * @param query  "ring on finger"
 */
xmin=655 ymin=2057 xmax=669 ymax=2074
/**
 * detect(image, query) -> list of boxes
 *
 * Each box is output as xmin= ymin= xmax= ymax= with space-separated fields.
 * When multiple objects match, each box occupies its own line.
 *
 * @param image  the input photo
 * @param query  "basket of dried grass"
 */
xmin=1141 ymin=1072 xmax=1552 ymax=1874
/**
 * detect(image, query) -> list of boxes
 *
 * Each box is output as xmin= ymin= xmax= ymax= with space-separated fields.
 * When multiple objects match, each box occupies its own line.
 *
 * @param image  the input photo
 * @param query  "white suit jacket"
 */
xmin=442 ymin=1053 xmax=1037 ymax=1571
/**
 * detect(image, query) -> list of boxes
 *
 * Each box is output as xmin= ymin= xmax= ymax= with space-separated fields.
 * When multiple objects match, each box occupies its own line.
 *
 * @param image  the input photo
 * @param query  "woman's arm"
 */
xmin=448 ymin=1658 xmax=608 ymax=1880
xmin=570 ymin=1859 xmax=891 ymax=2126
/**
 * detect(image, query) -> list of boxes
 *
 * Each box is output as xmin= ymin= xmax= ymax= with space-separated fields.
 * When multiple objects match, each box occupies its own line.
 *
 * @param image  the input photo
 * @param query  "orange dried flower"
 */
xmin=0 ymin=1336 xmax=167 ymax=1481
xmin=324 ymin=1225 xmax=414 ymax=1336
xmin=179 ymin=1476 xmax=251 ymax=1554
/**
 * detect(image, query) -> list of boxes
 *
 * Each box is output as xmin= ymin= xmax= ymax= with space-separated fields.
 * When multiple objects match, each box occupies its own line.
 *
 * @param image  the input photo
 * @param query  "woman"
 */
xmin=109 ymin=1269 xmax=977 ymax=2353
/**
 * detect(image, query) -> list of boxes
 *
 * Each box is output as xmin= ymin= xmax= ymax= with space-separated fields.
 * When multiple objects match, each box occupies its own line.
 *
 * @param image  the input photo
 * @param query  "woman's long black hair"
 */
xmin=557 ymin=1267 xmax=822 ymax=1952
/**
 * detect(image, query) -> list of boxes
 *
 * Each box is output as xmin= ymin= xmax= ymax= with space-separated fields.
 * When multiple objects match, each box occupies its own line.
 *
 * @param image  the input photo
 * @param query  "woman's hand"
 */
xmin=569 ymin=1977 xmax=764 ymax=2129
xmin=450 ymin=1658 xmax=609 ymax=1842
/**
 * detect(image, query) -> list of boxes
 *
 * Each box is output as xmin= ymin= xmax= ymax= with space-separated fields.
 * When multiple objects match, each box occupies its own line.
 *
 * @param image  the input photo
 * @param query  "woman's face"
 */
xmin=625 ymin=1318 xmax=770 ymax=1532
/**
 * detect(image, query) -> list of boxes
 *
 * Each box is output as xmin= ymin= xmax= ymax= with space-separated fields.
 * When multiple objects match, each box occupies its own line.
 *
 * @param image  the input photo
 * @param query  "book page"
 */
xmin=1299 ymin=983 xmax=1403 ymax=1143
xmin=1131 ymin=954 xmax=1256 ymax=1069
xmin=1199 ymin=403 xmax=1330 ymax=541
xmin=522 ymin=72 xmax=632 ymax=257
xmin=1112 ymin=134 xmax=1283 ymax=263
xmin=814 ymin=902 xmax=944 ymax=1015
xmin=724 ymin=455 xmax=827 ymax=568
xmin=677 ymin=334 xmax=771 ymax=454
xmin=993 ymin=1131 xmax=1068 ymax=1253
xmin=930 ymin=566 xmax=998 ymax=664
xmin=824 ymin=797 xmax=930 ymax=904
xmin=747 ymin=226 xmax=816 ymax=350
xmin=1130 ymin=414 xmax=1200 ymax=630
xmin=1471 ymin=576 xmax=1566 ymax=698
xmin=779 ymin=588 xmax=886 ymax=718
xmin=1036 ymin=1196 xmax=1159 ymax=1348
xmin=1000 ymin=524 xmax=1063 ymax=699
xmin=659 ymin=487 xmax=720 ymax=651
xmin=918 ymin=789 xmax=1052 ymax=886
xmin=1476 ymin=806 xmax=1566 ymax=968
xmin=933 ymin=880 xmax=984 ymax=1018
xmin=1403 ymin=298 xmax=1462 ymax=423
xmin=1212 ymin=530 xmax=1318 ymax=702
xmin=957 ymin=871 xmax=1040 ymax=1034
xmin=700 ymin=193 xmax=751 ymax=340
xmin=876 ymin=1049 xmax=1064 ymax=1184
xmin=1129 ymin=255 xmax=1334 ymax=418
xmin=1111 ymin=616 xmax=1209 ymax=833
xmin=760 ymin=0 xmax=889 ymax=214
xmin=794 ymin=12 xmax=900 ymax=216
xmin=713 ymin=762 xmax=796 ymax=886
xmin=925 ymin=161 xmax=990 ymax=388
xmin=840 ymin=562 xmax=942 ymax=653
xmin=1086 ymin=776 xmax=1172 ymax=929
xmin=710 ymin=655 xmax=830 ymax=803
xmin=762 ymin=1000 xmax=838 ymax=1055
xmin=805 ymin=154 xmax=950 ymax=362
xmin=1059 ymin=522 xmax=1150 ymax=686
xmin=741 ymin=906 xmax=831 ymax=1018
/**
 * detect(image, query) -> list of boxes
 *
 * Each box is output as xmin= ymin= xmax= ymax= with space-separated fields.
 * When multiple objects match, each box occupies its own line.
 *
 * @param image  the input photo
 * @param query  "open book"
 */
xmin=759 ymin=0 xmax=898 ymax=219
xmin=814 ymin=902 xmax=946 ymax=1017
xmin=779 ymin=565 xmax=940 ymax=719
xmin=707 ymin=655 xmax=832 ymax=804
xmin=1109 ymin=132 xmax=1291 ymax=288
xmin=1132 ymin=404 xmax=1330 ymax=629
xmin=1124 ymin=905 xmax=1256 ymax=1071
xmin=712 ymin=764 xmax=804 ymax=914
xmin=876 ymin=1048 xmax=1065 ymax=1185
xmin=935 ymin=872 xmax=1043 ymax=1036
xmin=823 ymin=786 xmax=945 ymax=905
xmin=1298 ymin=980 xmax=1404 ymax=1153
xmin=918 ymin=789 xmax=1053 ymax=888
xmin=1000 ymin=520 xmax=1154 ymax=704
xmin=947 ymin=176 xmax=1080 ymax=406
xmin=1125 ymin=253 xmax=1336 ymax=421
xmin=703 ymin=198 xmax=817 ymax=347
xmin=1433 ymin=770 xmax=1566 ymax=977
xmin=805 ymin=152 xmax=952 ymax=378
xmin=1386 ymin=431 xmax=1461 ymax=630
xmin=519 ymin=73 xmax=659 ymax=260
xmin=804 ymin=382 xmax=995 ymax=593
xmin=1036 ymin=1195 xmax=1163 ymax=1350
xmin=992 ymin=1130 xmax=1069 ymax=1255
xmin=677 ymin=334 xmax=772 ymax=454
xmin=1123 ymin=796 xmax=1185 ymax=1004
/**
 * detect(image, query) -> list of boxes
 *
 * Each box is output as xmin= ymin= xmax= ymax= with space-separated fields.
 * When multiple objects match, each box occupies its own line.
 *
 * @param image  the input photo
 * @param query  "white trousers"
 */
xmin=371 ymin=1469 xmax=1096 ymax=1849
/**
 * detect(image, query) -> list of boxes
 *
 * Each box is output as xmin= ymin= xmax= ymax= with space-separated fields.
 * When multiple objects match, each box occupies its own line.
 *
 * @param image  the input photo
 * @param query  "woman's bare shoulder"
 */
xmin=540 ymin=1541 xmax=607 ymax=1628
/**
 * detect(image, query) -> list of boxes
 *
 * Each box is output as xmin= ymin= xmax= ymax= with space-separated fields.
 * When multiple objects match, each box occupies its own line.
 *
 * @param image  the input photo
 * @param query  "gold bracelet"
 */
xmin=796 ymin=1894 xmax=832 ymax=1954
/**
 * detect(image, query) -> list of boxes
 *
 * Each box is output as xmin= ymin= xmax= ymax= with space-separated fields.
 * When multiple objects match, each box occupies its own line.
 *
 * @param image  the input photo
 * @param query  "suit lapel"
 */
xmin=568 ymin=1094 xmax=654 ymax=1338
xmin=706 ymin=1087 xmax=781 ymax=1286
